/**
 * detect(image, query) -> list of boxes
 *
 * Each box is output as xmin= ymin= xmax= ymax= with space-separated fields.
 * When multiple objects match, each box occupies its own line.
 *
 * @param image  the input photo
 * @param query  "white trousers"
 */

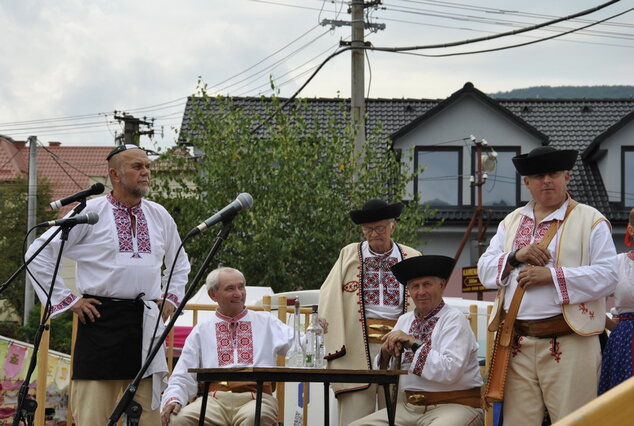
xmin=349 ymin=401 xmax=483 ymax=426
xmin=169 ymin=391 xmax=278 ymax=426
xmin=502 ymin=333 xmax=601 ymax=425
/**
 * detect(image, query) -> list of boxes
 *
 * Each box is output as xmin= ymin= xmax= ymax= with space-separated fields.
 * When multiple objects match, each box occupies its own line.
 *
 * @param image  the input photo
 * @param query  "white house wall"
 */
xmin=393 ymin=94 xmax=542 ymax=205
xmin=595 ymin=119 xmax=634 ymax=203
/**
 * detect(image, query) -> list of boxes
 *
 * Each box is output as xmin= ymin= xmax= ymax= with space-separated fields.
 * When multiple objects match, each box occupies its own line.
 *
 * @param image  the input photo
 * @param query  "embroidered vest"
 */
xmin=488 ymin=201 xmax=609 ymax=336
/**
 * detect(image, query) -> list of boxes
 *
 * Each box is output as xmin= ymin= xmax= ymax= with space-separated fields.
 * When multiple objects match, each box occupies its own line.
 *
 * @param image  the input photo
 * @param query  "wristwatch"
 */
xmin=508 ymin=250 xmax=522 ymax=268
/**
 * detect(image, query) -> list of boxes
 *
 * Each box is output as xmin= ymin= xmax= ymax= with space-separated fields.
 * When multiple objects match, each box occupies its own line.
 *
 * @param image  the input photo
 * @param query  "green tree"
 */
xmin=151 ymin=91 xmax=435 ymax=294
xmin=0 ymin=177 xmax=52 ymax=319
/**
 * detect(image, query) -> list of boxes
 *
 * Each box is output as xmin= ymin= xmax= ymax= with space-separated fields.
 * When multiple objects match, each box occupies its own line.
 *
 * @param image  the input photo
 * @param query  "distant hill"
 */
xmin=489 ymin=85 xmax=634 ymax=99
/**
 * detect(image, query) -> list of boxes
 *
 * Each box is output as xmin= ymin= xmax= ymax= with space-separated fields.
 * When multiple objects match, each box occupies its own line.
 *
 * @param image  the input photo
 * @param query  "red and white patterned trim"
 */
xmin=363 ymin=255 xmax=400 ymax=307
xmin=554 ymin=267 xmax=569 ymax=304
xmin=405 ymin=301 xmax=445 ymax=376
xmin=215 ymin=309 xmax=253 ymax=366
xmin=163 ymin=397 xmax=181 ymax=407
xmin=107 ymin=194 xmax=152 ymax=256
xmin=495 ymin=254 xmax=507 ymax=286
xmin=164 ymin=293 xmax=180 ymax=307
xmin=49 ymin=294 xmax=78 ymax=315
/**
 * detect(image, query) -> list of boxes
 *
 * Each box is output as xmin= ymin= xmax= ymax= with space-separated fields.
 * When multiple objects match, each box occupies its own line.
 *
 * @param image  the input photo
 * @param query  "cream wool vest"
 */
xmin=488 ymin=201 xmax=609 ymax=336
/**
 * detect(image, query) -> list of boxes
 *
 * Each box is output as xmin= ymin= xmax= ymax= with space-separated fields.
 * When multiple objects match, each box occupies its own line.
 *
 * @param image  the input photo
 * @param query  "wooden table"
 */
xmin=191 ymin=367 xmax=408 ymax=426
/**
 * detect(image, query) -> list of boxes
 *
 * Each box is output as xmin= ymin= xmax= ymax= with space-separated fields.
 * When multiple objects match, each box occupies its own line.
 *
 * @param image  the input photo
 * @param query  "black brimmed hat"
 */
xmin=512 ymin=146 xmax=578 ymax=176
xmin=390 ymin=255 xmax=456 ymax=284
xmin=349 ymin=199 xmax=403 ymax=225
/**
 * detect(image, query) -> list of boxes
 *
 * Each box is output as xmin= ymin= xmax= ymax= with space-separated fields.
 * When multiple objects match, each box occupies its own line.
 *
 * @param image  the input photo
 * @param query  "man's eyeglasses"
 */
xmin=362 ymin=225 xmax=387 ymax=234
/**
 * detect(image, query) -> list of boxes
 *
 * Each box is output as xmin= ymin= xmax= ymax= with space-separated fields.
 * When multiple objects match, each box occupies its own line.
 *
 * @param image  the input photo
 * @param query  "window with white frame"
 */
xmin=623 ymin=147 xmax=634 ymax=207
xmin=415 ymin=147 xmax=462 ymax=206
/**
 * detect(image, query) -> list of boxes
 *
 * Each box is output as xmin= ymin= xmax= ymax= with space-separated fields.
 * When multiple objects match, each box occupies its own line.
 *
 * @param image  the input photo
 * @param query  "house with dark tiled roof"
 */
xmin=180 ymin=82 xmax=634 ymax=299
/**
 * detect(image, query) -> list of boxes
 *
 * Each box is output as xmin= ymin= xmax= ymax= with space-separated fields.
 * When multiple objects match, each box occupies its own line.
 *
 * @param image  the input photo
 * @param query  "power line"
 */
xmin=215 ymin=29 xmax=333 ymax=94
xmin=379 ymin=16 xmax=634 ymax=49
xmin=250 ymin=0 xmax=625 ymax=133
xmin=207 ymin=24 xmax=323 ymax=92
xmin=389 ymin=6 xmax=634 ymax=58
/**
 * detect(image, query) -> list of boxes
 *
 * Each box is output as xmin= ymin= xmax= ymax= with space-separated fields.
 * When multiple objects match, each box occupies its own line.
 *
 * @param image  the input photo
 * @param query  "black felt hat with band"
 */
xmin=390 ymin=255 xmax=456 ymax=285
xmin=512 ymin=146 xmax=578 ymax=176
xmin=349 ymin=199 xmax=404 ymax=225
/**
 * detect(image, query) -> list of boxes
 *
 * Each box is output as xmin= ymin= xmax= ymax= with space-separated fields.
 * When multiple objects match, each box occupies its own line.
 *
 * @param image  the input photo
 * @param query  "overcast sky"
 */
xmin=0 ymin=0 xmax=632 ymax=150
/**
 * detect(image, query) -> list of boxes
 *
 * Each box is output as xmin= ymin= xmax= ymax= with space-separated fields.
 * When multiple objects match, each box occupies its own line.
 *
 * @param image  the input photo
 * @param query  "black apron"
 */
xmin=73 ymin=295 xmax=144 ymax=380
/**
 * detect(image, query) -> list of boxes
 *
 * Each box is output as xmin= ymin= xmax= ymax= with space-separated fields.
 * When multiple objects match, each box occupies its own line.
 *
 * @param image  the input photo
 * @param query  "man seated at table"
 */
xmin=160 ymin=267 xmax=295 ymax=426
xmin=350 ymin=255 xmax=484 ymax=426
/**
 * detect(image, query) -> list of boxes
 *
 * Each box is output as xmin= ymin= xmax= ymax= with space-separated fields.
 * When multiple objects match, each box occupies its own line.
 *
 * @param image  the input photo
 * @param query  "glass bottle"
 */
xmin=305 ymin=305 xmax=325 ymax=368
xmin=285 ymin=297 xmax=306 ymax=368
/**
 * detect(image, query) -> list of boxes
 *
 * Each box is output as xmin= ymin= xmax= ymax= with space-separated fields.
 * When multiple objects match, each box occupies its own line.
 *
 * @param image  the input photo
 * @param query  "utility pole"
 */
xmin=321 ymin=1 xmax=385 ymax=158
xmin=114 ymin=112 xmax=154 ymax=146
xmin=453 ymin=136 xmax=495 ymax=300
xmin=24 ymin=135 xmax=37 ymax=325
xmin=350 ymin=0 xmax=366 ymax=158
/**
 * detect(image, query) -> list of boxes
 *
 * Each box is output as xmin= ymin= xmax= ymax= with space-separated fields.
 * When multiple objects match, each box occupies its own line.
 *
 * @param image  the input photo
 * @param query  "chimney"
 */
xmin=48 ymin=141 xmax=62 ymax=147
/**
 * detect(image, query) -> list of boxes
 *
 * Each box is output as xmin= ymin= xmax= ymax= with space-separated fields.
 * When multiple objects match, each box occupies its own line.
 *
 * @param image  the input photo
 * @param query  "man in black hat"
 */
xmin=478 ymin=146 xmax=618 ymax=424
xmin=26 ymin=144 xmax=191 ymax=424
xmin=319 ymin=199 xmax=421 ymax=425
xmin=350 ymin=255 xmax=483 ymax=426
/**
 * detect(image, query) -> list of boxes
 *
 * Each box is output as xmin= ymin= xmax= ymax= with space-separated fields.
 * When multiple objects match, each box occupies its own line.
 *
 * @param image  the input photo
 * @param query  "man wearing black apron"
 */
xmin=27 ymin=144 xmax=191 ymax=424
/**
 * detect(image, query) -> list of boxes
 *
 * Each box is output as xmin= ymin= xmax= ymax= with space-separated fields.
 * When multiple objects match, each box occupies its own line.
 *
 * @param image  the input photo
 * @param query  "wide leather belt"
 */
xmin=514 ymin=314 xmax=573 ymax=338
xmin=210 ymin=381 xmax=274 ymax=395
xmin=405 ymin=387 xmax=481 ymax=408
xmin=366 ymin=318 xmax=397 ymax=344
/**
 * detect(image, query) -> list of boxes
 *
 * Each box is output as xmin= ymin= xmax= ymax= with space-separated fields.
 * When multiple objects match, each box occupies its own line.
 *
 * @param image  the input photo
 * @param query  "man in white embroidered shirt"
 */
xmin=319 ymin=198 xmax=421 ymax=425
xmin=350 ymin=255 xmax=484 ymax=426
xmin=477 ymin=146 xmax=618 ymax=424
xmin=26 ymin=144 xmax=191 ymax=424
xmin=161 ymin=267 xmax=295 ymax=426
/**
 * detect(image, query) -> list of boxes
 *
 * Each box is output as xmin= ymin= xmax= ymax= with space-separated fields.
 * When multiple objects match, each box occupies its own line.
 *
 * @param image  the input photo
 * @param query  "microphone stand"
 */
xmin=107 ymin=218 xmax=236 ymax=426
xmin=0 ymin=202 xmax=86 ymax=295
xmin=12 ymin=224 xmax=76 ymax=426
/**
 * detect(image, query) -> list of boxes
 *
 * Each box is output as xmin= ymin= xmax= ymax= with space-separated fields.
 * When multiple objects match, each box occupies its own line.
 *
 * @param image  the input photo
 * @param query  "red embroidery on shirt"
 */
xmin=627 ymin=251 xmax=634 ymax=261
xmin=405 ymin=301 xmax=444 ymax=375
xmin=215 ymin=319 xmax=254 ymax=366
xmin=49 ymin=294 xmax=77 ymax=315
xmin=555 ymin=267 xmax=569 ymax=304
xmin=495 ymin=254 xmax=506 ymax=286
xmin=164 ymin=293 xmax=180 ymax=306
xmin=363 ymin=255 xmax=400 ymax=307
xmin=108 ymin=194 xmax=152 ymax=257
xmin=513 ymin=216 xmax=552 ymax=251
xmin=235 ymin=322 xmax=254 ymax=364
xmin=216 ymin=322 xmax=234 ymax=366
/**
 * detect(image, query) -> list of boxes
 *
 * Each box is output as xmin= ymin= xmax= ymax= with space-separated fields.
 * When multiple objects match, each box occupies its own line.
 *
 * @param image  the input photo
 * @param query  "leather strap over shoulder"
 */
xmin=498 ymin=199 xmax=578 ymax=347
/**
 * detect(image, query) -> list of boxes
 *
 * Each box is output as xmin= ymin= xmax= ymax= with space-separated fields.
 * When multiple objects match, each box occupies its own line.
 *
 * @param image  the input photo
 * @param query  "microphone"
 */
xmin=37 ymin=212 xmax=100 ymax=228
xmin=188 ymin=193 xmax=253 ymax=237
xmin=50 ymin=183 xmax=105 ymax=210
